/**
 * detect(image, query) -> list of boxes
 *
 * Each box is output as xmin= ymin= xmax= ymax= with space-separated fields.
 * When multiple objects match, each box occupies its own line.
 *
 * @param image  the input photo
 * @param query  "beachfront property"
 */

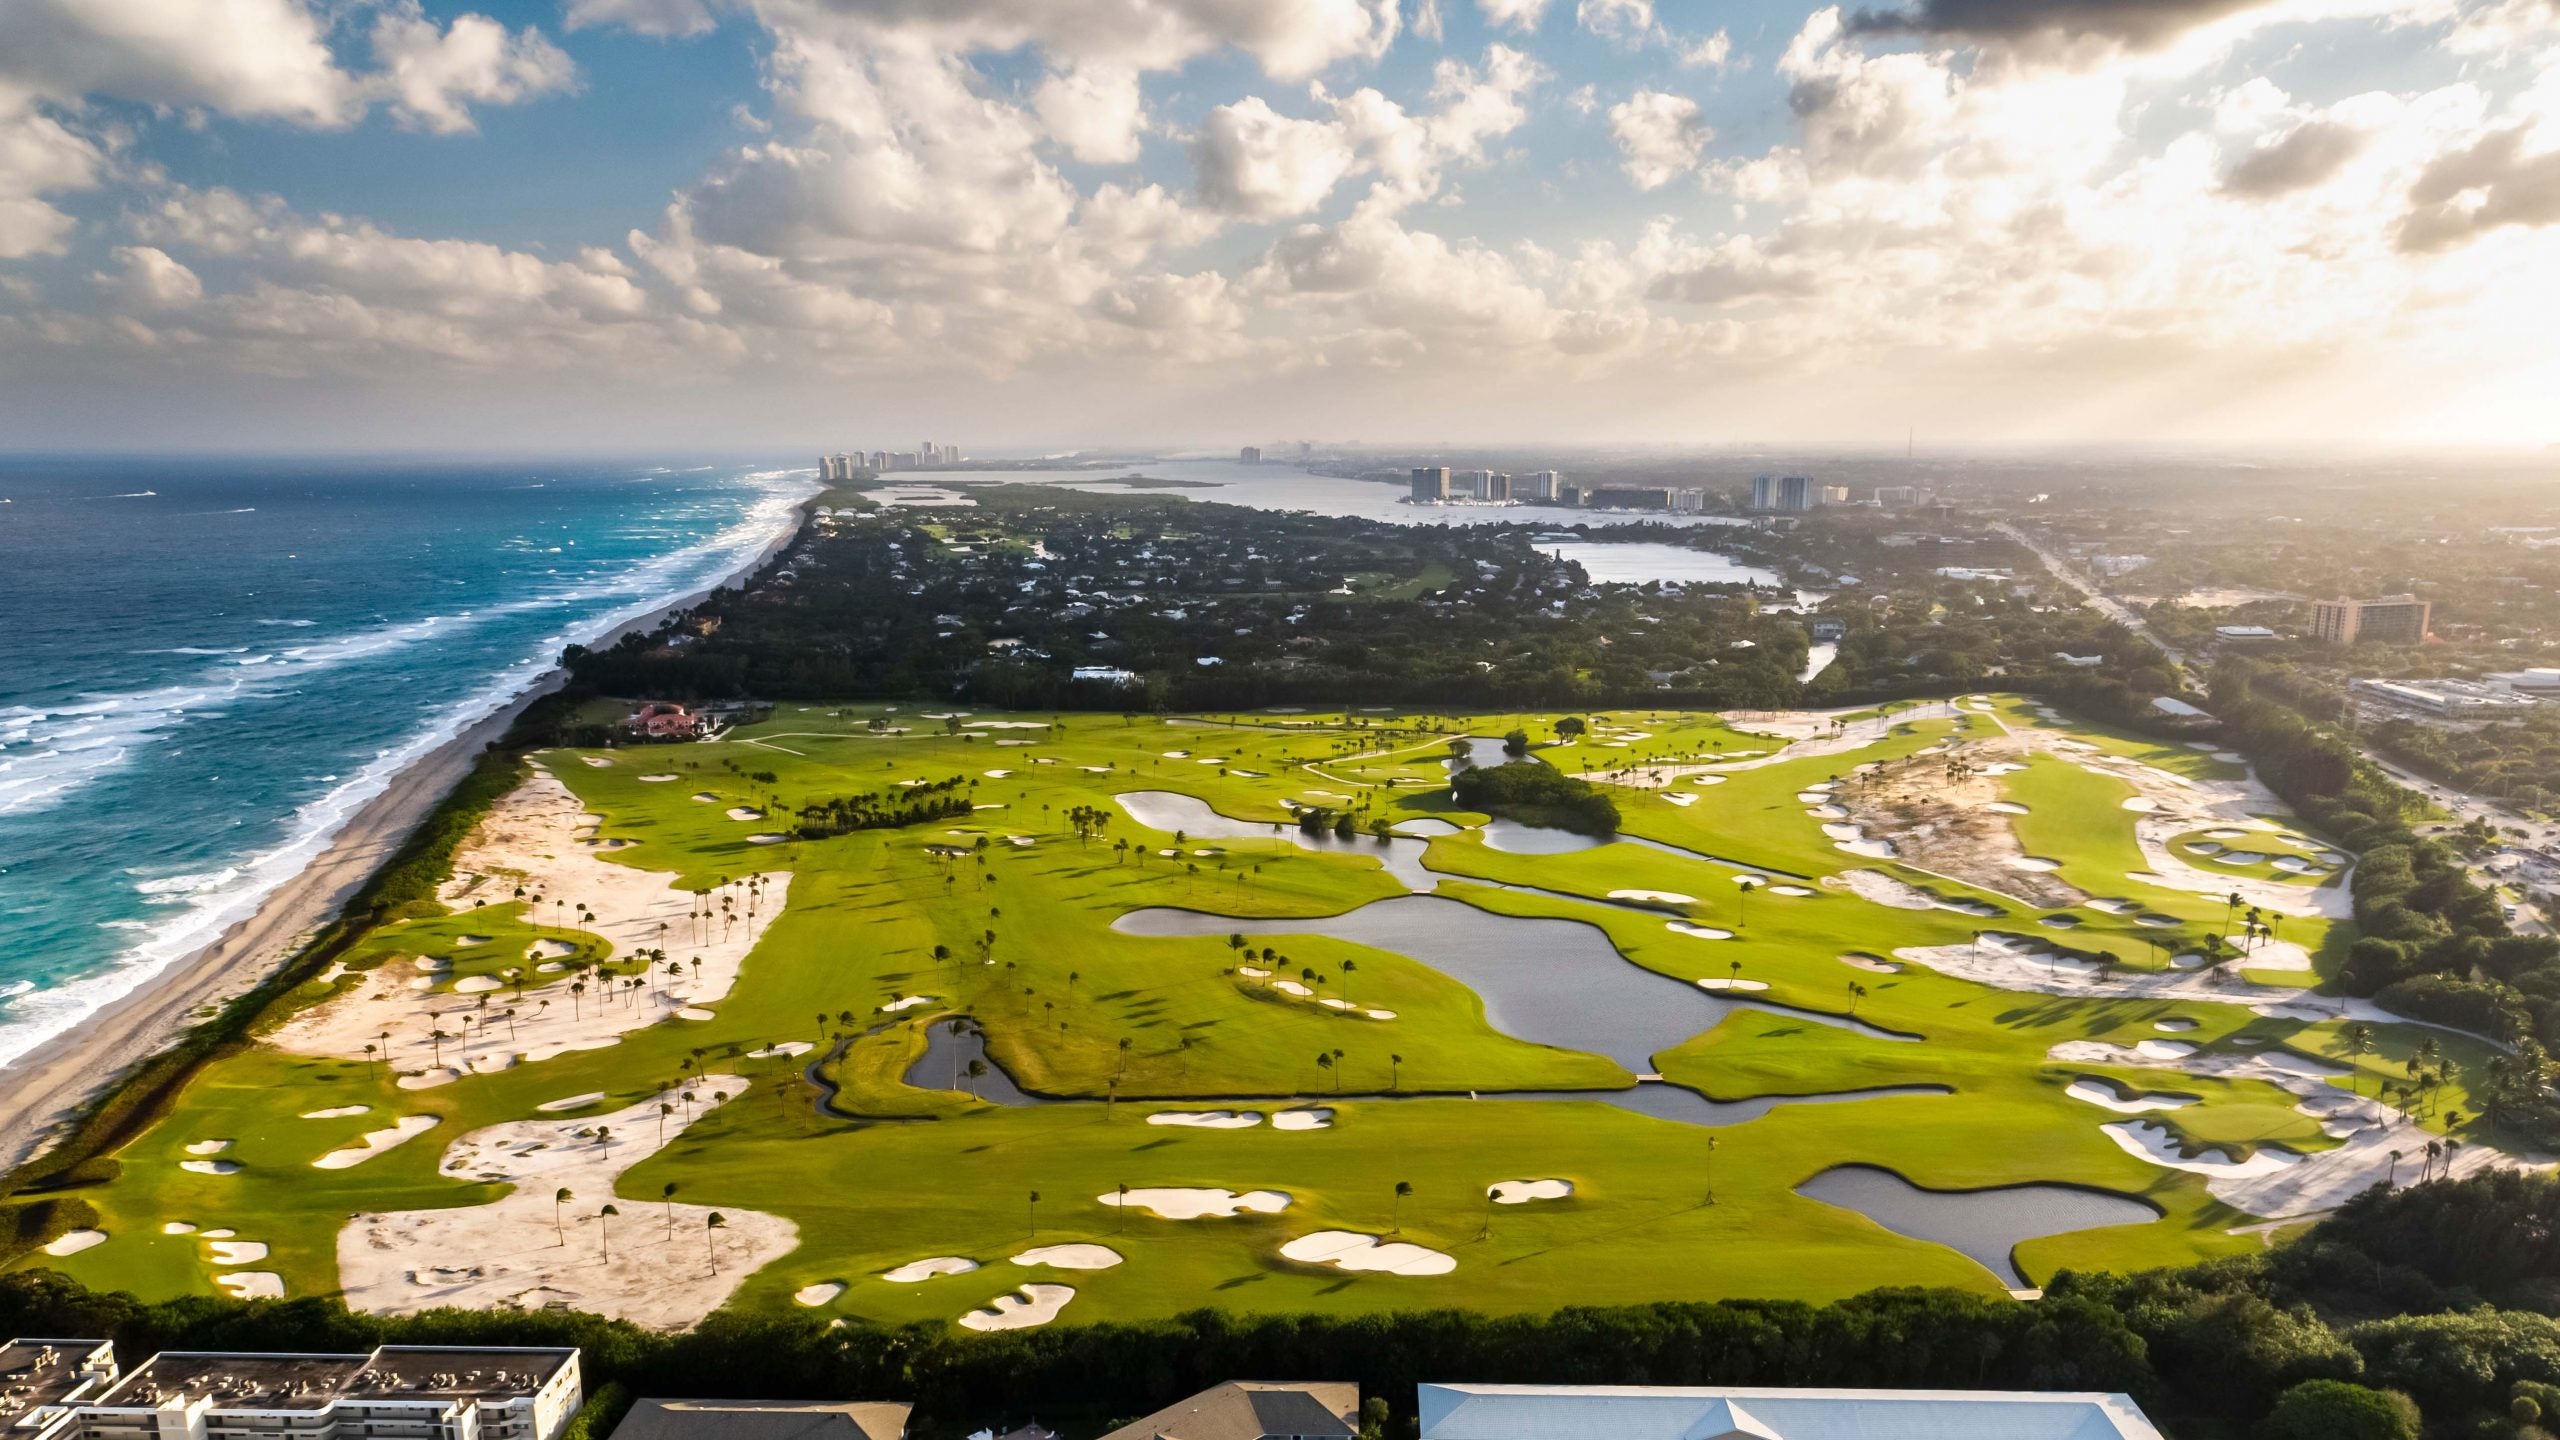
xmin=38 ymin=1342 xmax=580 ymax=1440
xmin=1414 ymin=1383 xmax=2166 ymax=1440
xmin=1096 ymin=1382 xmax=1357 ymax=1440
xmin=609 ymin=1399 xmax=911 ymax=1440
xmin=0 ymin=1341 xmax=119 ymax=1440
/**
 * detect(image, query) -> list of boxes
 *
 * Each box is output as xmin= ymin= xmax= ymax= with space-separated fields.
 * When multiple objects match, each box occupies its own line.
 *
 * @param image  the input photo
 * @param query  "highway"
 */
xmin=1994 ymin=521 xmax=2198 ymax=689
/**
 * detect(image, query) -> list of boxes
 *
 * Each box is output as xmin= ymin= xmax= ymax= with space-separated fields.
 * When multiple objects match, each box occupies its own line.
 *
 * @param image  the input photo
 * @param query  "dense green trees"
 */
xmin=1449 ymin=762 xmax=1621 ymax=836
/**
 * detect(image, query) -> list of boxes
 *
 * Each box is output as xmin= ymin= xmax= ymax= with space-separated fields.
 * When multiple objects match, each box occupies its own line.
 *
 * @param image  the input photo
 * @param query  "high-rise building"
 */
xmin=1240 ymin=446 xmax=1262 ymax=464
xmin=1818 ymin=484 xmax=1851 ymax=506
xmin=1483 ymin=472 xmax=1513 ymax=502
xmin=1874 ymin=485 xmax=1919 ymax=506
xmin=2311 ymin=595 xmax=2432 ymax=645
xmin=1521 ymin=470 xmax=1561 ymax=501
xmin=1750 ymin=474 xmax=1816 ymax=512
xmin=1410 ymin=467 xmax=1450 ymax=503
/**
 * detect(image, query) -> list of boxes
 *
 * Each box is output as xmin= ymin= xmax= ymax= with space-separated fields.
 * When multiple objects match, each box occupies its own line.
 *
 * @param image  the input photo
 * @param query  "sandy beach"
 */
xmin=0 ymin=495 xmax=812 ymax=1175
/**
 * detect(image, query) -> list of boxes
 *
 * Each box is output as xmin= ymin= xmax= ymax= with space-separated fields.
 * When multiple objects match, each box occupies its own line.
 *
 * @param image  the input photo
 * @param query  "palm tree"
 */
xmin=964 ymin=1059 xmax=987 ymax=1096
xmin=2386 ymin=1149 xmax=2402 ymax=1187
xmin=1391 ymin=1180 xmax=1414 ymax=1234
xmin=2423 ymin=1139 xmax=2443 ymax=1182
xmin=1847 ymin=981 xmax=1869 ymax=1016
xmin=1027 ymin=1190 xmax=1041 ymax=1236
xmin=2342 ymin=1022 xmax=2377 ymax=1094
xmin=1737 ymin=879 xmax=1757 ymax=928
xmin=362 ymin=1042 xmax=378 ymax=1076
xmin=1341 ymin=958 xmax=1359 ymax=1012
xmin=1727 ymin=959 xmax=1743 ymax=990
xmin=706 ymin=1213 xmax=727 ymax=1273
xmin=658 ymin=1102 xmax=674 ymax=1146
xmin=1331 ymin=1048 xmax=1346 ymax=1091
xmin=1389 ymin=1053 xmax=1404 ymax=1091
xmin=1315 ymin=1051 xmax=1335 ymax=1090
xmin=597 ymin=1204 xmax=619 ymax=1260
xmin=553 ymin=1187 xmax=573 ymax=1245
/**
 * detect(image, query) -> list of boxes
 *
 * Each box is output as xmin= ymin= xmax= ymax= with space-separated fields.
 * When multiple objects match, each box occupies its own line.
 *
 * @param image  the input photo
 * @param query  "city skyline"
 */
xmin=2 ymin=0 xmax=2558 ymax=451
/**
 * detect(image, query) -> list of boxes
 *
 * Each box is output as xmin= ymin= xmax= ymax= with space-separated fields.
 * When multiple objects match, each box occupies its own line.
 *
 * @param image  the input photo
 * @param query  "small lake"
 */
xmin=1116 ymin=791 xmax=1437 ymax=891
xmin=1795 ymin=1164 xmax=2159 ymax=1288
xmin=902 ymin=1016 xmax=1038 ymax=1105
xmin=1112 ymin=894 xmax=1910 ymax=1073
xmin=1542 ymin=541 xmax=1781 ymax=588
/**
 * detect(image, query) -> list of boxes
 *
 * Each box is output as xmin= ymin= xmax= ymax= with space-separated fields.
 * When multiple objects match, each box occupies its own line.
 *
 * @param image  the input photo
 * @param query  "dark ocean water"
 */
xmin=0 ymin=457 xmax=812 ymax=1069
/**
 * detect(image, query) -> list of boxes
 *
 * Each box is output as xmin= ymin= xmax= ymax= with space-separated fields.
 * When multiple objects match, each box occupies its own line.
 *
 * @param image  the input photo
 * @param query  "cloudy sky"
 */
xmin=5 ymin=0 xmax=2559 ymax=451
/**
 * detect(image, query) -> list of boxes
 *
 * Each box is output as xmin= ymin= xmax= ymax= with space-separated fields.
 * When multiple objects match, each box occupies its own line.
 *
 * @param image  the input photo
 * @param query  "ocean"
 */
xmin=0 ymin=457 xmax=813 ymax=1071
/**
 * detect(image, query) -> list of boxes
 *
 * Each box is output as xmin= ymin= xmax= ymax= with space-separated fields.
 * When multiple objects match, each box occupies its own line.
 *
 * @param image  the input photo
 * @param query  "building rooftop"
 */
xmin=612 ymin=1399 xmax=913 ymax=1440
xmin=0 ymin=1341 xmax=114 ymax=1426
xmin=92 ymin=1346 xmax=574 ymax=1412
xmin=1099 ymin=1382 xmax=1359 ymax=1440
xmin=1416 ymin=1384 xmax=2164 ymax=1440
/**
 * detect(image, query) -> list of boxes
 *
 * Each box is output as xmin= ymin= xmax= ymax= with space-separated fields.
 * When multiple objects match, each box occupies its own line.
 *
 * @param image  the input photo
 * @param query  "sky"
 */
xmin=4 ymin=0 xmax=2560 ymax=452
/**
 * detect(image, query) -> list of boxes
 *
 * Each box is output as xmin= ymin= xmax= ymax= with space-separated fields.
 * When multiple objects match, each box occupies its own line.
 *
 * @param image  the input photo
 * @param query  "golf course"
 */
xmin=17 ymin=695 xmax=2517 ymax=1332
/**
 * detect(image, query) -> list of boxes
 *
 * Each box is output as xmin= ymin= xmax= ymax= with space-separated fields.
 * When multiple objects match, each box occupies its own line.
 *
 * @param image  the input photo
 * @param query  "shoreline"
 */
xmin=0 ymin=487 xmax=813 ymax=1174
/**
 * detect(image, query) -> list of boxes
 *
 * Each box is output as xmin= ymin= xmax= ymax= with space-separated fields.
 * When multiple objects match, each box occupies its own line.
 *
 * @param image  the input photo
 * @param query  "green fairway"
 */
xmin=19 ymin=697 xmax=2492 ymax=1330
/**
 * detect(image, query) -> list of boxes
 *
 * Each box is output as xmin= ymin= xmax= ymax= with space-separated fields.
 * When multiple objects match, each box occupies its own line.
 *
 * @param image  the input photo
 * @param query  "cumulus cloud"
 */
xmin=1609 ymin=90 xmax=1711 ymax=188
xmin=1193 ymin=44 xmax=1542 ymax=217
xmin=1034 ymin=64 xmax=1147 ymax=164
xmin=2222 ymin=119 xmax=2367 ymax=196
xmin=1478 ymin=0 xmax=1554 ymax=30
xmin=1577 ymin=0 xmax=1663 ymax=45
xmin=368 ymin=5 xmax=578 ymax=134
xmin=2398 ymin=124 xmax=2560 ymax=249
xmin=1194 ymin=97 xmax=1362 ymax=218
xmin=95 ymin=245 xmax=202 ymax=309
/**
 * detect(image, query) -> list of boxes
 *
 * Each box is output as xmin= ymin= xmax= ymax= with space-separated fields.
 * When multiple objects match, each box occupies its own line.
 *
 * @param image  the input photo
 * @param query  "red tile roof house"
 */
xmin=629 ymin=703 xmax=704 ymax=740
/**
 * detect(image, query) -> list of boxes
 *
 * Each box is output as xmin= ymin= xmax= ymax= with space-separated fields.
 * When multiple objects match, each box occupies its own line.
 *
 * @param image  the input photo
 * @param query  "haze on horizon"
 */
xmin=4 ymin=0 xmax=2559 ymax=452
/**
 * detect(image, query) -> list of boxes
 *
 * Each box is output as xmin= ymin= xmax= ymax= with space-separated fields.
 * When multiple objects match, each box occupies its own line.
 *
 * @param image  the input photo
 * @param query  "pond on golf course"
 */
xmin=1795 ymin=1164 xmax=2160 ymax=1288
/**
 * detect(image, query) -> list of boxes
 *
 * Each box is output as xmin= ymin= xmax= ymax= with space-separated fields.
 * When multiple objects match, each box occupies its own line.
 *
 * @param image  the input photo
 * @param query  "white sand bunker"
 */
xmin=960 ymin=1284 xmax=1075 ymax=1331
xmin=882 ymin=995 xmax=936 ymax=1012
xmin=725 ymin=807 xmax=763 ymax=821
xmin=215 ymin=1272 xmax=284 ymax=1300
xmin=1669 ymin=923 xmax=1735 ymax=940
xmin=1664 ymin=793 xmax=1696 ymax=807
xmin=1103 ymin=1188 xmax=1291 ymax=1219
xmin=2103 ymin=1121 xmax=2302 ymax=1179
xmin=748 ymin=1041 xmax=815 ymax=1059
xmin=1148 ymin=1109 xmax=1264 ymax=1129
xmin=885 ymin=1256 xmax=980 ymax=1283
xmin=692 ymin=792 xmax=719 ymax=802
xmin=300 ymin=1104 xmax=372 ymax=1120
xmin=2008 ymin=857 xmax=2063 ymax=873
xmin=313 ymin=1115 xmax=440 ymax=1170
xmin=1488 ymin=1179 xmax=1574 ymax=1204
xmin=1692 ymin=775 xmax=1727 ymax=786
xmin=336 ymin=1077 xmax=794 ymax=1331
xmin=42 ymin=1229 xmax=107 ymax=1257
xmin=180 ymin=1160 xmax=241 ymax=1175
xmin=207 ymin=1240 xmax=269 ymax=1265
xmin=638 ymin=774 xmax=679 ymax=782
xmin=1610 ymin=889 xmax=1696 ymax=905
xmin=185 ymin=1139 xmax=232 ymax=1155
xmin=2217 ymin=851 xmax=2271 ymax=866
xmin=2136 ymin=1039 xmax=2198 ymax=1059
xmin=2135 ymin=913 xmax=2180 ymax=927
xmin=2154 ymin=1018 xmax=2200 ymax=1032
xmin=162 ymin=1221 xmax=198 ymax=1235
xmin=2122 ymin=798 xmax=2159 ymax=812
xmin=453 ymin=976 xmax=503 ymax=994
xmin=1012 ymin=1244 xmax=1122 ymax=1270
xmin=676 ymin=1007 xmax=716 ymax=1021
xmin=747 ymin=834 xmax=789 ymax=845
xmin=581 ymin=757 xmax=614 ymax=768
xmin=536 ymin=1092 xmax=607 ymax=1112
xmin=528 ymin=939 xmax=576 ymax=960
xmin=1985 ymin=801 xmax=2030 ymax=815
xmin=2066 ymin=1079 xmax=2196 ymax=1114
xmin=794 ymin=1282 xmax=846 ymax=1306
xmin=201 ymin=1228 xmax=235 ymax=1238
xmin=1766 ymin=884 xmax=1815 ymax=897
xmin=1280 ymin=1231 xmax=1456 ymax=1276
xmin=983 ymin=769 xmax=1012 ymax=778
xmin=1272 ymin=1108 xmax=1334 ymax=1130
xmin=1839 ymin=953 xmax=1900 ymax=973
xmin=2086 ymin=899 xmax=2137 ymax=914
xmin=1696 ymin=977 xmax=1769 ymax=992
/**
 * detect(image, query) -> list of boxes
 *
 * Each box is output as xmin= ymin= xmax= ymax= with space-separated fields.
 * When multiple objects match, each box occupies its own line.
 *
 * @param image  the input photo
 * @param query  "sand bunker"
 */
xmin=1839 ymin=953 xmax=1901 ymax=973
xmin=215 ymin=1272 xmax=284 ymax=1300
xmin=1148 ymin=1110 xmax=1264 ymax=1129
xmin=884 ymin=1256 xmax=980 ymax=1283
xmin=748 ymin=1041 xmax=814 ymax=1059
xmin=2154 ymin=1018 xmax=2200 ymax=1032
xmin=692 ymin=792 xmax=719 ymax=802
xmin=1668 ymin=923 xmax=1734 ymax=940
xmin=536 ymin=1092 xmax=607 ymax=1112
xmin=2136 ymin=1039 xmax=2198 ymax=1059
xmin=1488 ymin=1179 xmax=1574 ymax=1204
xmin=2008 ymin=857 xmax=2062 ymax=873
xmin=959 ymin=1284 xmax=1074 ymax=1331
xmin=42 ymin=1229 xmax=106 ymax=1257
xmin=1835 ymin=871 xmax=1938 ymax=911
xmin=336 ymin=1077 xmax=795 ymax=1331
xmin=276 ymin=771 xmax=792 ymax=1084
xmin=1272 ymin=1108 xmax=1334 ymax=1130
xmin=1610 ymin=889 xmax=1696 ymax=905
xmin=1280 ymin=1231 xmax=1456 ymax=1276
xmin=1696 ymin=977 xmax=1769 ymax=992
xmin=794 ymin=1282 xmax=845 ymax=1306
xmin=881 ymin=995 xmax=935 ymax=1012
xmin=162 ymin=1221 xmax=197 ymax=1235
xmin=725 ymin=807 xmax=763 ymax=822
xmin=180 ymin=1160 xmax=241 ymax=1175
xmin=1102 ymin=1188 xmax=1291 ymax=1219
xmin=184 ymin=1139 xmax=231 ymax=1155
xmin=2103 ymin=1121 xmax=2302 ymax=1179
xmin=638 ymin=774 xmax=679 ymax=782
xmin=1766 ymin=884 xmax=1815 ymax=897
xmin=312 ymin=1115 xmax=439 ymax=1170
xmin=207 ymin=1240 xmax=269 ymax=1265
xmin=1011 ymin=1244 xmax=1122 ymax=1270
xmin=2066 ymin=1079 xmax=2196 ymax=1114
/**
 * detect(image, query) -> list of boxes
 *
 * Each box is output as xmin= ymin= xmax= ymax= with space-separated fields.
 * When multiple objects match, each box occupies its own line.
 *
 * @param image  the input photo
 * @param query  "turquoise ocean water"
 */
xmin=0 ymin=458 xmax=811 ymax=1071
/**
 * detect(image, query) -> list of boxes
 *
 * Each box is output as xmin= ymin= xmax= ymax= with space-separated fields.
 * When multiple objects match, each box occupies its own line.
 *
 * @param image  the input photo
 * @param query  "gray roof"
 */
xmin=1098 ymin=1382 xmax=1359 ymax=1440
xmin=1416 ymin=1385 xmax=2164 ymax=1440
xmin=612 ymin=1398 xmax=914 ymax=1440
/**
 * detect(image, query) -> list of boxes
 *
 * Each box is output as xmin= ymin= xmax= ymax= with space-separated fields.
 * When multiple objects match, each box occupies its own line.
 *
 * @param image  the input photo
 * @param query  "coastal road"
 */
xmin=1994 ymin=521 xmax=2198 ymax=690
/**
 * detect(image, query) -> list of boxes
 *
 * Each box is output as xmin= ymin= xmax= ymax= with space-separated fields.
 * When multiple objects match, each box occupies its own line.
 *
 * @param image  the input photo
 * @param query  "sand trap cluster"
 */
xmin=275 ymin=769 xmax=792 ymax=1083
xmin=1280 ymin=1231 xmax=1455 ymax=1276
xmin=335 ymin=1077 xmax=795 ymax=1330
xmin=794 ymin=1282 xmax=845 ymax=1306
xmin=2102 ymin=1121 xmax=2302 ymax=1179
xmin=1488 ymin=1179 xmax=1574 ymax=1204
xmin=884 ymin=1256 xmax=980 ymax=1283
xmin=2065 ymin=1078 xmax=2196 ymax=1113
xmin=959 ymin=1284 xmax=1075 ymax=1331
xmin=1102 ymin=1188 xmax=1291 ymax=1219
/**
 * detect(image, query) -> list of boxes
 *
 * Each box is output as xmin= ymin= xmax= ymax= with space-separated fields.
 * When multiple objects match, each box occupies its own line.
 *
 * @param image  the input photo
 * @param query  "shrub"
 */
xmin=2255 ymin=1380 xmax=2419 ymax=1440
